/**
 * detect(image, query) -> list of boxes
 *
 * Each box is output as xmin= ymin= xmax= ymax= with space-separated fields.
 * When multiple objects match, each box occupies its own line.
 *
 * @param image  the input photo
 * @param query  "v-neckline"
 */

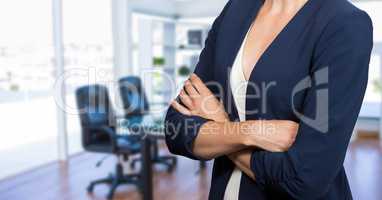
xmin=242 ymin=0 xmax=313 ymax=82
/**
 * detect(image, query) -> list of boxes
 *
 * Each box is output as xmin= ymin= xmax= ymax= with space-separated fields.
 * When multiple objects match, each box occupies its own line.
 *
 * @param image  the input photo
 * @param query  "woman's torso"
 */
xmin=208 ymin=0 xmax=357 ymax=199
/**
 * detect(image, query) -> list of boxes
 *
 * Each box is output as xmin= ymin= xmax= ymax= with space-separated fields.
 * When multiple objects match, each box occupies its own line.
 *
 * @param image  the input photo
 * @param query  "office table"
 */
xmin=118 ymin=115 xmax=164 ymax=200
xmin=118 ymin=115 xmax=206 ymax=200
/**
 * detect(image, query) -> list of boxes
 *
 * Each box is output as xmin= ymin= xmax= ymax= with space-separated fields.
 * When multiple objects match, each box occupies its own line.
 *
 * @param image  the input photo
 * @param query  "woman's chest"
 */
xmin=211 ymin=0 xmax=324 ymax=121
xmin=242 ymin=12 xmax=302 ymax=81
xmin=214 ymin=25 xmax=317 ymax=121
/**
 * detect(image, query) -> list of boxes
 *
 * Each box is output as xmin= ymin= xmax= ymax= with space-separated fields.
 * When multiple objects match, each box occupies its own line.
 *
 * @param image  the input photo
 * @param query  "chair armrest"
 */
xmin=88 ymin=125 xmax=118 ymax=152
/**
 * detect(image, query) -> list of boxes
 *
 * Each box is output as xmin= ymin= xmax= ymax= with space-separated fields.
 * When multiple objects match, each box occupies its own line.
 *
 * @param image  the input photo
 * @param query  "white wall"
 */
xmin=175 ymin=0 xmax=228 ymax=18
xmin=129 ymin=0 xmax=177 ymax=17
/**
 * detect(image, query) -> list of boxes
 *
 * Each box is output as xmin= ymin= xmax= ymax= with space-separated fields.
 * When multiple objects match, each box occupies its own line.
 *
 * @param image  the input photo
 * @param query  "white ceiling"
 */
xmin=129 ymin=0 xmax=228 ymax=18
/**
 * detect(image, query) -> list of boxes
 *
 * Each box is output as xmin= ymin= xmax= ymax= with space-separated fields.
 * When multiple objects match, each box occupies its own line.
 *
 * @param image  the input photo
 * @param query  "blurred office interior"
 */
xmin=0 ymin=0 xmax=381 ymax=199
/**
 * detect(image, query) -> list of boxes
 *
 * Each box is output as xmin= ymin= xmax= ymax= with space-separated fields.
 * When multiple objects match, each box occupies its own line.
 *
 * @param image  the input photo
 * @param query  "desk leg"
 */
xmin=141 ymin=136 xmax=153 ymax=200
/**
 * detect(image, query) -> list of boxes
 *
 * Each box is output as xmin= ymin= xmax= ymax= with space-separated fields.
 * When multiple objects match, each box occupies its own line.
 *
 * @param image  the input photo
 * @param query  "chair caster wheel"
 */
xmin=87 ymin=184 xmax=94 ymax=193
xmin=107 ymin=193 xmax=114 ymax=200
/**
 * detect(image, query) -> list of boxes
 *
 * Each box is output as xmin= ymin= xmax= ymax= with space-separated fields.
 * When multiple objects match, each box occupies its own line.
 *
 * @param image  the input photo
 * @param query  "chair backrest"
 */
xmin=118 ymin=76 xmax=150 ymax=117
xmin=75 ymin=84 xmax=115 ymax=147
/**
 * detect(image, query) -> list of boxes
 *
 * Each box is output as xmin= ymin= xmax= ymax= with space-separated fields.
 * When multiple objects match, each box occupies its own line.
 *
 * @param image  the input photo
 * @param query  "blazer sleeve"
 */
xmin=250 ymin=10 xmax=373 ymax=199
xmin=164 ymin=1 xmax=231 ymax=160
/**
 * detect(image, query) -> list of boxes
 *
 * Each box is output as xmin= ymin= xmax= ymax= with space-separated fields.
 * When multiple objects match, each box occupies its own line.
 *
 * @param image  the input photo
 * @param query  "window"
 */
xmin=62 ymin=0 xmax=114 ymax=154
xmin=0 ymin=0 xmax=58 ymax=179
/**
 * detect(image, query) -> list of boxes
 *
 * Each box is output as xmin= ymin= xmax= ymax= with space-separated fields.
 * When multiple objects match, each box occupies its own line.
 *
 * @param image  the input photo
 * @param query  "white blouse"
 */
xmin=224 ymin=30 xmax=250 ymax=200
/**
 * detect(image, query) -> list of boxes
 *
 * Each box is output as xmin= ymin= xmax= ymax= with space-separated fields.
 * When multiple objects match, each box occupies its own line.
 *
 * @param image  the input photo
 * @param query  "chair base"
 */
xmin=87 ymin=162 xmax=141 ymax=200
xmin=131 ymin=155 xmax=177 ymax=172
xmin=130 ymin=140 xmax=177 ymax=172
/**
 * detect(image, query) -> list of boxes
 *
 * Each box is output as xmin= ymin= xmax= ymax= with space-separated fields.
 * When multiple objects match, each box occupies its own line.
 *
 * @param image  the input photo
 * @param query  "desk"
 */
xmin=119 ymin=115 xmax=206 ymax=200
xmin=118 ymin=115 xmax=163 ymax=200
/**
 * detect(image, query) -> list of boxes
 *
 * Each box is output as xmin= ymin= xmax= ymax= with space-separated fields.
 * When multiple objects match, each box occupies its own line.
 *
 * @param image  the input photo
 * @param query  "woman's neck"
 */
xmin=263 ymin=0 xmax=308 ymax=14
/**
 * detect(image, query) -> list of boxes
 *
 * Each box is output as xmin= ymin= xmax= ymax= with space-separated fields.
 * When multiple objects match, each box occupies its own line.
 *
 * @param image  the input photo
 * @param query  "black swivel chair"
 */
xmin=76 ymin=84 xmax=142 ymax=200
xmin=118 ymin=76 xmax=177 ymax=172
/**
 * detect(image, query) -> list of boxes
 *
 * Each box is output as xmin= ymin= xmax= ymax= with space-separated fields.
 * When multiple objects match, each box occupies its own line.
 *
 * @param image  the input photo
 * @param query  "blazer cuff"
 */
xmin=250 ymin=150 xmax=298 ymax=185
xmin=183 ymin=116 xmax=210 ymax=160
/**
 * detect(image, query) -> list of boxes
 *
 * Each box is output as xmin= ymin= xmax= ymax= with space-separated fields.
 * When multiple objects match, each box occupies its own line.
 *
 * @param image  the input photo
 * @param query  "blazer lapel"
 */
xmin=215 ymin=0 xmax=263 ymax=120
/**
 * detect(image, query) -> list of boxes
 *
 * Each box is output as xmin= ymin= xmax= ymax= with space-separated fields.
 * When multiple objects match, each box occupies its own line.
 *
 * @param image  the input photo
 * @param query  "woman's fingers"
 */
xmin=189 ymin=73 xmax=211 ymax=95
xmin=179 ymin=90 xmax=194 ymax=110
xmin=171 ymin=100 xmax=192 ymax=116
xmin=184 ymin=80 xmax=199 ymax=98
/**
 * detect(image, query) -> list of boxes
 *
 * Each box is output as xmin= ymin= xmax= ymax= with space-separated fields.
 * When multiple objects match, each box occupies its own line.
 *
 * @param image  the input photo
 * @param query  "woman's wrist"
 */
xmin=221 ymin=120 xmax=276 ymax=148
xmin=237 ymin=120 xmax=276 ymax=147
xmin=222 ymin=121 xmax=257 ymax=147
xmin=239 ymin=120 xmax=260 ymax=147
xmin=238 ymin=120 xmax=299 ymax=152
xmin=212 ymin=113 xmax=230 ymax=123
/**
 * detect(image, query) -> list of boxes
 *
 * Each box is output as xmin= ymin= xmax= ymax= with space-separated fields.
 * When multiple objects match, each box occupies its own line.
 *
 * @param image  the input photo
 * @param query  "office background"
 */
xmin=0 ymin=0 xmax=381 ymax=199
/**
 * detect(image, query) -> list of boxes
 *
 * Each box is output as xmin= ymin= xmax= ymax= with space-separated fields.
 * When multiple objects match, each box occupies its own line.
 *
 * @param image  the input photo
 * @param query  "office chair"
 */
xmin=118 ymin=76 xmax=177 ymax=172
xmin=76 ymin=84 xmax=142 ymax=200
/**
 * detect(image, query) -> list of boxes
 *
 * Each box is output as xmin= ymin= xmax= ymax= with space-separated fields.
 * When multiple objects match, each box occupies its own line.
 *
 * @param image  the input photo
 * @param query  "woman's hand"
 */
xmin=171 ymin=74 xmax=229 ymax=122
xmin=243 ymin=120 xmax=299 ymax=152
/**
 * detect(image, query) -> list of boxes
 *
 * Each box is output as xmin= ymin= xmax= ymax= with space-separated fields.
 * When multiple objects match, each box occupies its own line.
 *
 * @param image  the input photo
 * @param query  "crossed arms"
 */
xmin=170 ymin=74 xmax=298 ymax=180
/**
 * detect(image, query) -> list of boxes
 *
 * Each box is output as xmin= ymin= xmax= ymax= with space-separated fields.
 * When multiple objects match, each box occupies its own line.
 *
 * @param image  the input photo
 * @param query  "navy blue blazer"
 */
xmin=165 ymin=0 xmax=373 ymax=199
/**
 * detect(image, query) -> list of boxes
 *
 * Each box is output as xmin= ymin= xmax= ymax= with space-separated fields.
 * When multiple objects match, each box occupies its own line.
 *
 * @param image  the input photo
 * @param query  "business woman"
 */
xmin=165 ymin=0 xmax=373 ymax=199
